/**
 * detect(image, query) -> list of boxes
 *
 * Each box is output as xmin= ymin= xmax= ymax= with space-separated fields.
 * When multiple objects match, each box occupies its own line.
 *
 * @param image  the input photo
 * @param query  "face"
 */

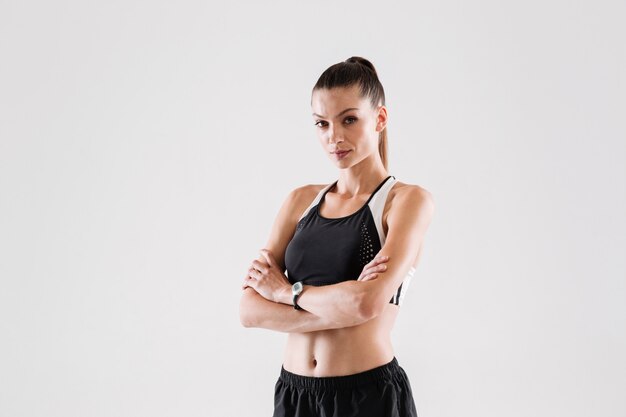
xmin=311 ymin=84 xmax=387 ymax=167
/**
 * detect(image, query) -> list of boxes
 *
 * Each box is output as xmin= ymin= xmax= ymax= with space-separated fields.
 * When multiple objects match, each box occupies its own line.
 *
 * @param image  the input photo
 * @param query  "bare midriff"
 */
xmin=282 ymin=303 xmax=400 ymax=377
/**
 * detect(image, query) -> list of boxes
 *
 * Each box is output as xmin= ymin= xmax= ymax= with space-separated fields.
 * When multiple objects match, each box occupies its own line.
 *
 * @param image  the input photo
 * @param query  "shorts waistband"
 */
xmin=279 ymin=356 xmax=401 ymax=391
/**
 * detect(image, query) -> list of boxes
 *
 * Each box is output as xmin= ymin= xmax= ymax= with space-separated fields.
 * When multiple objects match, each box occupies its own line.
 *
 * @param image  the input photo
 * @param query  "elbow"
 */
xmin=239 ymin=307 xmax=253 ymax=328
xmin=357 ymin=302 xmax=381 ymax=323
xmin=356 ymin=289 xmax=383 ymax=323
xmin=239 ymin=288 xmax=257 ymax=328
xmin=240 ymin=311 xmax=253 ymax=328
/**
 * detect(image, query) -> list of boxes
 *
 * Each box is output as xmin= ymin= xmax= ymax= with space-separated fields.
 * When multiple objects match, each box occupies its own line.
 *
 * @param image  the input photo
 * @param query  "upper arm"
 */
xmin=258 ymin=185 xmax=315 ymax=273
xmin=359 ymin=186 xmax=435 ymax=319
xmin=240 ymin=185 xmax=309 ymax=324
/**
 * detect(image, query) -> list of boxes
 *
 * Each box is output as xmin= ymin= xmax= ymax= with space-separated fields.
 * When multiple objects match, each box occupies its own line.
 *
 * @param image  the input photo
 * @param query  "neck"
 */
xmin=334 ymin=159 xmax=388 ymax=197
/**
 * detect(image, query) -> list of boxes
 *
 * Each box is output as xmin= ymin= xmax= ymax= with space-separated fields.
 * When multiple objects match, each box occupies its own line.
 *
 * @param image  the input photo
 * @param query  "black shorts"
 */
xmin=273 ymin=356 xmax=418 ymax=417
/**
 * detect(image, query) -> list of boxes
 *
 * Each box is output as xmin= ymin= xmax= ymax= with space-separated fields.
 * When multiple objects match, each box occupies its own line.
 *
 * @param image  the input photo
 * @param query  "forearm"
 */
xmin=240 ymin=288 xmax=354 ymax=333
xmin=277 ymin=281 xmax=369 ymax=327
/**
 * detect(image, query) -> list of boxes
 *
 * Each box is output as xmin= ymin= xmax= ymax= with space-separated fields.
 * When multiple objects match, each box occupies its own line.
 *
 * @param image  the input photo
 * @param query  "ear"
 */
xmin=376 ymin=105 xmax=388 ymax=133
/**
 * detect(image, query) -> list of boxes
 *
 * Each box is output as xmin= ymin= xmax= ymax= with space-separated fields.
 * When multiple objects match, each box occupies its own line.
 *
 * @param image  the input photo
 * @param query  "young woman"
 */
xmin=239 ymin=56 xmax=435 ymax=417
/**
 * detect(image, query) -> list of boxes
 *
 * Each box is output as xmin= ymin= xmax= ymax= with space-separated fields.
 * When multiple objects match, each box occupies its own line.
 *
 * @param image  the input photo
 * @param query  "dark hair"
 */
xmin=311 ymin=56 xmax=388 ymax=170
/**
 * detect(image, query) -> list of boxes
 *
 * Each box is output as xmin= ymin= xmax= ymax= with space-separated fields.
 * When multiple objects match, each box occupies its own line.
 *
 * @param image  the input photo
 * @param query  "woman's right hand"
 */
xmin=356 ymin=255 xmax=389 ymax=281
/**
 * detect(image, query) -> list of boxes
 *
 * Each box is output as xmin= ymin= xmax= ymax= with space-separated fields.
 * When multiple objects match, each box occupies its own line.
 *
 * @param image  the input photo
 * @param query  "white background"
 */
xmin=1 ymin=1 xmax=624 ymax=416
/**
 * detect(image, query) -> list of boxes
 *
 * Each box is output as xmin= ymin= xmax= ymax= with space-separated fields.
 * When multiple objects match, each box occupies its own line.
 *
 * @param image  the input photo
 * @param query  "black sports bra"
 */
xmin=284 ymin=175 xmax=415 ymax=306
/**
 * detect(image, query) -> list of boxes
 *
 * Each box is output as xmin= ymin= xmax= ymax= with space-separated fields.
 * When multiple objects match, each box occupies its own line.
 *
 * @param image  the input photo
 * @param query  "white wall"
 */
xmin=0 ymin=1 xmax=624 ymax=416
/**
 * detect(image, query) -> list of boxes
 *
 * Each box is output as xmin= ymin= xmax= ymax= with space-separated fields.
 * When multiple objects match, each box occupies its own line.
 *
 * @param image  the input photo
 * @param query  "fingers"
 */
xmin=365 ymin=256 xmax=389 ymax=274
xmin=361 ymin=264 xmax=387 ymax=277
xmin=242 ymin=275 xmax=256 ymax=290
xmin=367 ymin=255 xmax=389 ymax=266
xmin=362 ymin=265 xmax=386 ymax=279
xmin=242 ymin=250 xmax=276 ymax=290
xmin=248 ymin=266 xmax=261 ymax=279
xmin=251 ymin=260 xmax=268 ymax=274
xmin=367 ymin=257 xmax=388 ymax=273
xmin=242 ymin=249 xmax=279 ymax=290
xmin=360 ymin=273 xmax=378 ymax=282
xmin=244 ymin=253 xmax=272 ymax=288
xmin=357 ymin=255 xmax=389 ymax=281
xmin=259 ymin=249 xmax=276 ymax=267
xmin=242 ymin=263 xmax=261 ymax=290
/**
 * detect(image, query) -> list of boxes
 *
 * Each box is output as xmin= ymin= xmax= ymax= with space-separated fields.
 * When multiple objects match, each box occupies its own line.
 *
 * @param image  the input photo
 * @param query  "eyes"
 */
xmin=314 ymin=116 xmax=358 ymax=128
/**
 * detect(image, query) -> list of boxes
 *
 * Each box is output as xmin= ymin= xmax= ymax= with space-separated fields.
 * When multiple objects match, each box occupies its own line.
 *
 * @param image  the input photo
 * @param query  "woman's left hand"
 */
xmin=242 ymin=249 xmax=291 ymax=304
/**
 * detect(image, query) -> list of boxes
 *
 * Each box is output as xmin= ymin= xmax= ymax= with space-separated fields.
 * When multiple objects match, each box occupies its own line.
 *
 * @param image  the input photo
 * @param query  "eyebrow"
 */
xmin=312 ymin=107 xmax=359 ymax=119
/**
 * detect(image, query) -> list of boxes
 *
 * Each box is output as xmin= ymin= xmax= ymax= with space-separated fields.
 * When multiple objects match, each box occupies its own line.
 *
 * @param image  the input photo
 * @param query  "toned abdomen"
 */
xmin=282 ymin=305 xmax=400 ymax=377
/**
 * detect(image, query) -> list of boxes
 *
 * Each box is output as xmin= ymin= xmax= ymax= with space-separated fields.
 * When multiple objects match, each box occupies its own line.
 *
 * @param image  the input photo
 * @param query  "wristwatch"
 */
xmin=291 ymin=282 xmax=303 ymax=310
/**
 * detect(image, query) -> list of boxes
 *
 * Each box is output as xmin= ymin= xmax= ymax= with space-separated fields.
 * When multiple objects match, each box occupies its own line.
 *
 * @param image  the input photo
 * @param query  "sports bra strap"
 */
xmin=297 ymin=182 xmax=335 ymax=222
xmin=297 ymin=175 xmax=395 ymax=222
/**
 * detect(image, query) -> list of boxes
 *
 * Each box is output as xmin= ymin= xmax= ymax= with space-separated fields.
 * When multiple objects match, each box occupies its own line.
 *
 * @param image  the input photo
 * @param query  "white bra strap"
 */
xmin=367 ymin=176 xmax=398 ymax=247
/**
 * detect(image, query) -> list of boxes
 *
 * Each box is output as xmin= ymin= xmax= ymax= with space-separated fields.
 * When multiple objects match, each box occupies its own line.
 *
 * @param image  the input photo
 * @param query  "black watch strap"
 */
xmin=293 ymin=293 xmax=303 ymax=310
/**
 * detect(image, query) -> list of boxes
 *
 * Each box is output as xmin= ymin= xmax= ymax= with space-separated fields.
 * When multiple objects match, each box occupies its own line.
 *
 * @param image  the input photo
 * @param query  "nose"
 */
xmin=327 ymin=127 xmax=344 ymax=145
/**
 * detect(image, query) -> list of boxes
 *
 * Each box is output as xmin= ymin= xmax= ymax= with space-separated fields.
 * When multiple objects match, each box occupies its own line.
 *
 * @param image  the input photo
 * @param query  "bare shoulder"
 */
xmin=275 ymin=179 xmax=332 ymax=213
xmin=260 ymin=182 xmax=328 ymax=271
xmin=383 ymin=181 xmax=435 ymax=231
xmin=291 ymin=182 xmax=327 ymax=200
xmin=389 ymin=181 xmax=434 ymax=210
xmin=288 ymin=182 xmax=333 ymax=218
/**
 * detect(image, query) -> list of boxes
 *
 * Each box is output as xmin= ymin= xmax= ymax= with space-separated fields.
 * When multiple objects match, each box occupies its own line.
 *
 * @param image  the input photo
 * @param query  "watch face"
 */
xmin=293 ymin=282 xmax=303 ymax=293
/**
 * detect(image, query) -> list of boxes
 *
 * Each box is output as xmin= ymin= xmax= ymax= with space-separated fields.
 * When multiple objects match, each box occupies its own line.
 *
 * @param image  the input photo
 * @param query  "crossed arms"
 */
xmin=239 ymin=184 xmax=434 ymax=334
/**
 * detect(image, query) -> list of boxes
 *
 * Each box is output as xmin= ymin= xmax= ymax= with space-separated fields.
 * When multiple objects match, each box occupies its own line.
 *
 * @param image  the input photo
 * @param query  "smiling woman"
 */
xmin=239 ymin=56 xmax=434 ymax=417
